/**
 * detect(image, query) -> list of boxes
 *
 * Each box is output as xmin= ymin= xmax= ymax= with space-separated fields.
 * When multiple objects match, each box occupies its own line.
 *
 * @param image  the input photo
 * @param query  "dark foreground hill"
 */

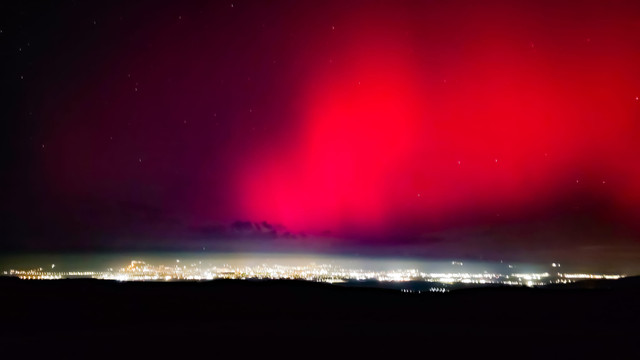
xmin=1 ymin=277 xmax=639 ymax=356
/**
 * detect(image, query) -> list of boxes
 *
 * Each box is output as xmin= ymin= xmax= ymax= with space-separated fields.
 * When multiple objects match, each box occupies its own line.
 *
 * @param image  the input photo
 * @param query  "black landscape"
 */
xmin=2 ymin=277 xmax=639 ymax=356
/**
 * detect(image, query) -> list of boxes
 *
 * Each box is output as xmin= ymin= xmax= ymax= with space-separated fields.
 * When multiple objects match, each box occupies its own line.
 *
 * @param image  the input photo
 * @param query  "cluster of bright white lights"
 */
xmin=4 ymin=261 xmax=625 ymax=287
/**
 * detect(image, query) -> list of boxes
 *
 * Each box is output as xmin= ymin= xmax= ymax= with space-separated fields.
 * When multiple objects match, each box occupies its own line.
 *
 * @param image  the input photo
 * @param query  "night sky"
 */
xmin=2 ymin=1 xmax=640 ymax=266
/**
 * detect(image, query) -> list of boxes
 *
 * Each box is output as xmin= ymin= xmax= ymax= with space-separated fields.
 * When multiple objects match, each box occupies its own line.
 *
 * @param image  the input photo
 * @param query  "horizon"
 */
xmin=1 ymin=249 xmax=637 ymax=275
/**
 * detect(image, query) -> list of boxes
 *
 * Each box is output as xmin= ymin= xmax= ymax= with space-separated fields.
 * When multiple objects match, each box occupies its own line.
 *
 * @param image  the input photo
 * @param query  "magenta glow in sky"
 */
xmin=2 ymin=1 xmax=640 ymax=258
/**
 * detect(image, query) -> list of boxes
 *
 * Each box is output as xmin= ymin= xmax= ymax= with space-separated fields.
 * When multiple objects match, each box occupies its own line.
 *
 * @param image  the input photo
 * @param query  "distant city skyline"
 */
xmin=2 ymin=255 xmax=625 ymax=289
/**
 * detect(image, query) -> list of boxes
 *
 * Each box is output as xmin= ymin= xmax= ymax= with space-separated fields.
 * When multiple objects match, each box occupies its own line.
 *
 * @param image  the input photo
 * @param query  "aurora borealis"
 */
xmin=2 ymin=1 xmax=640 ymax=269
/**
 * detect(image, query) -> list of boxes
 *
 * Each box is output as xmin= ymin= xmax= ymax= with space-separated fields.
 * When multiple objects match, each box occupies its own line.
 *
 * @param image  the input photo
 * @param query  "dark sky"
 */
xmin=1 ymin=1 xmax=640 ymax=266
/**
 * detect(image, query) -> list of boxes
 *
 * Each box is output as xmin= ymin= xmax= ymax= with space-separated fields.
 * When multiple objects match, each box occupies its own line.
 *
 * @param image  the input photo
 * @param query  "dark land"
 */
xmin=1 ymin=277 xmax=639 ymax=356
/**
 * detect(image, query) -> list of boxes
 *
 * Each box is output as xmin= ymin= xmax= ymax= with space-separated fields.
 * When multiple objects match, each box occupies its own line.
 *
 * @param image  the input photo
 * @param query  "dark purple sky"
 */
xmin=2 ymin=1 xmax=640 ymax=267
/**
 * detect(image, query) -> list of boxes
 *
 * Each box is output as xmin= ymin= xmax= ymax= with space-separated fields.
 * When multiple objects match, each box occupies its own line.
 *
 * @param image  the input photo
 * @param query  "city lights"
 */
xmin=4 ymin=260 xmax=624 ymax=287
